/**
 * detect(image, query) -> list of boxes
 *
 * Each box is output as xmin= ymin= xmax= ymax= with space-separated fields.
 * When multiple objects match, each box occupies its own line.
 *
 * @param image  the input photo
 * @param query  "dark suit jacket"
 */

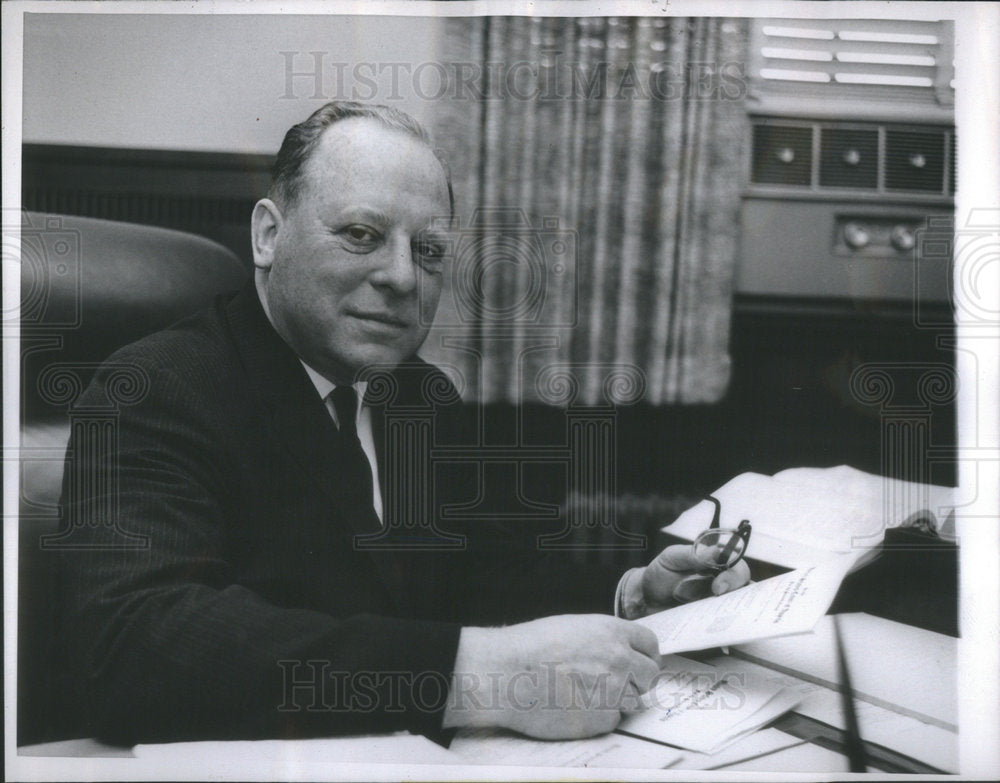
xmin=57 ymin=282 xmax=622 ymax=745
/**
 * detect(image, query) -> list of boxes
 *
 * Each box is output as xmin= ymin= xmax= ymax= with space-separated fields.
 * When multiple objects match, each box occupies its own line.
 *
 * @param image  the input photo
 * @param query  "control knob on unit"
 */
xmin=776 ymin=147 xmax=796 ymax=164
xmin=843 ymin=221 xmax=870 ymax=249
xmin=890 ymin=224 xmax=916 ymax=252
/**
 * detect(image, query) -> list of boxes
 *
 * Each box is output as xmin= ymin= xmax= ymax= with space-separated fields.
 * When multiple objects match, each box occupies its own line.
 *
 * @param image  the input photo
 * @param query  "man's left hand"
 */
xmin=618 ymin=545 xmax=752 ymax=619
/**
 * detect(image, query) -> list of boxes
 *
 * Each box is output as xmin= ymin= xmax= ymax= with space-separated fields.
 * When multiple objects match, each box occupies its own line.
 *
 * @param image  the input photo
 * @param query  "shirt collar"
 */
xmin=299 ymin=361 xmax=368 ymax=411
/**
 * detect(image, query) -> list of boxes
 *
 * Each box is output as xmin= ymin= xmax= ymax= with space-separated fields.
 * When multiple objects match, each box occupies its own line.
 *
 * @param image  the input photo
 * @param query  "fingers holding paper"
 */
xmin=443 ymin=615 xmax=662 ymax=740
xmin=620 ymin=544 xmax=752 ymax=618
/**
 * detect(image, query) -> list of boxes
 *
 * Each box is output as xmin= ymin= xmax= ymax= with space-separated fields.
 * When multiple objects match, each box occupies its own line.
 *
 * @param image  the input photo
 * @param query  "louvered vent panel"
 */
xmin=750 ymin=18 xmax=954 ymax=110
xmin=751 ymin=120 xmax=952 ymax=196
xmin=751 ymin=125 xmax=813 ymax=186
xmin=819 ymin=128 xmax=879 ymax=189
xmin=885 ymin=130 xmax=945 ymax=191
xmin=948 ymin=132 xmax=956 ymax=194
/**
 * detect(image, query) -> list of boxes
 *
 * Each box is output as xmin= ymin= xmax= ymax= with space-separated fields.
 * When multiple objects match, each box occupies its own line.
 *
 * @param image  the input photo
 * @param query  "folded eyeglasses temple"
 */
xmin=707 ymin=496 xmax=722 ymax=529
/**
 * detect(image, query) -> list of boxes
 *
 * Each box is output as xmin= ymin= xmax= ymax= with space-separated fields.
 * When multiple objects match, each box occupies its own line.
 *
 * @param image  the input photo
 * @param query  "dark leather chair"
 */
xmin=18 ymin=212 xmax=248 ymax=745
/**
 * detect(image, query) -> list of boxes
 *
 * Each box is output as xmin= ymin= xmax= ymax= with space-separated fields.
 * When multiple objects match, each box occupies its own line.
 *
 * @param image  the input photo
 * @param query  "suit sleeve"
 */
xmin=427 ymin=400 xmax=628 ymax=626
xmin=441 ymin=521 xmax=627 ymax=626
xmin=58 ymin=355 xmax=461 ymax=745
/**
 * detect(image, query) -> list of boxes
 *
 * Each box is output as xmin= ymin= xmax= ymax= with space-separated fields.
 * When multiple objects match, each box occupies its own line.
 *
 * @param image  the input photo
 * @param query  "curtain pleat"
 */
xmin=426 ymin=16 xmax=749 ymax=406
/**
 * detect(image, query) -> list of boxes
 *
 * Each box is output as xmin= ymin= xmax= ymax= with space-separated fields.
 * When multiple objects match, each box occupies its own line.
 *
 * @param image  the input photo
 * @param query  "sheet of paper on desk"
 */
xmin=617 ymin=654 xmax=800 ymax=755
xmin=739 ymin=612 xmax=957 ymax=728
xmin=133 ymin=732 xmax=461 ymax=766
xmin=670 ymin=727 xmax=812 ymax=770
xmin=449 ymin=727 xmax=683 ymax=769
xmin=635 ymin=554 xmax=856 ymax=655
xmin=703 ymin=647 xmax=958 ymax=772
xmin=664 ymin=466 xmax=955 ymax=569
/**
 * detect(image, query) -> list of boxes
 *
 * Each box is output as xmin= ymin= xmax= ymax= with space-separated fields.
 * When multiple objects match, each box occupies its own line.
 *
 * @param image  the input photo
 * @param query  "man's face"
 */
xmin=254 ymin=118 xmax=451 ymax=384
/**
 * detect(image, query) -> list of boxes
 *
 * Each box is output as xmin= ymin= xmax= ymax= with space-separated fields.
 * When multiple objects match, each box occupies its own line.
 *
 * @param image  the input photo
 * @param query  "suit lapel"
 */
xmin=225 ymin=284 xmax=358 ymax=521
xmin=223 ymin=282 xmax=407 ymax=611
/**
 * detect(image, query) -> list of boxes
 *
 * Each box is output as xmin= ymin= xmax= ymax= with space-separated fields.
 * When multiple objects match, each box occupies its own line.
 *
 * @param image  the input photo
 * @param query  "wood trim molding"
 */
xmin=21 ymin=144 xmax=274 ymax=265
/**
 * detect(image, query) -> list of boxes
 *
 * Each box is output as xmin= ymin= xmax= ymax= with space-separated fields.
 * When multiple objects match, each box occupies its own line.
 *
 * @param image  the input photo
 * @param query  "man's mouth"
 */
xmin=349 ymin=311 xmax=409 ymax=329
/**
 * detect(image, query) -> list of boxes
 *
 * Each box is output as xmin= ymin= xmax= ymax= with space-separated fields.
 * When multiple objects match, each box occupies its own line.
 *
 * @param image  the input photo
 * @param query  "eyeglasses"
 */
xmin=691 ymin=496 xmax=752 ymax=571
xmin=672 ymin=496 xmax=752 ymax=603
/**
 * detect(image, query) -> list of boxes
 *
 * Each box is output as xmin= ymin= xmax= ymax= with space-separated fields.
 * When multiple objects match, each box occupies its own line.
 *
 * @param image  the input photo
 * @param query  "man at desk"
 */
xmin=57 ymin=101 xmax=750 ymax=746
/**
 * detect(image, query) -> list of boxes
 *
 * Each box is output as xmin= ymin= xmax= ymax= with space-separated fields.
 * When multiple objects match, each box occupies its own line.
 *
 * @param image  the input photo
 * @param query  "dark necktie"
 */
xmin=329 ymin=386 xmax=378 ymax=527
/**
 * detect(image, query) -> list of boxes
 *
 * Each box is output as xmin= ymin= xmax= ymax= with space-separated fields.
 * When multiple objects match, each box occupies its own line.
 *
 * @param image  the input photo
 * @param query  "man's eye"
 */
xmin=413 ymin=238 xmax=448 ymax=270
xmin=414 ymin=241 xmax=443 ymax=259
xmin=341 ymin=225 xmax=380 ymax=245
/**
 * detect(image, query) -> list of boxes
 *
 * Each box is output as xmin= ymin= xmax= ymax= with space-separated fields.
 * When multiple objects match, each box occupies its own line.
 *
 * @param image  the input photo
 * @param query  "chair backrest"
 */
xmin=18 ymin=212 xmax=249 ymax=746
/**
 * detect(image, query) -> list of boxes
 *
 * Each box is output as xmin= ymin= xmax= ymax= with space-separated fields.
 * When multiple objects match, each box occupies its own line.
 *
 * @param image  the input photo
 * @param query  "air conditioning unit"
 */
xmin=738 ymin=18 xmax=955 ymax=307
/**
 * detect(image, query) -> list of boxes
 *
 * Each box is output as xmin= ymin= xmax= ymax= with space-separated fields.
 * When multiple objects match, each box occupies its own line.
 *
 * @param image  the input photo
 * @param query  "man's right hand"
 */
xmin=442 ymin=615 xmax=662 ymax=739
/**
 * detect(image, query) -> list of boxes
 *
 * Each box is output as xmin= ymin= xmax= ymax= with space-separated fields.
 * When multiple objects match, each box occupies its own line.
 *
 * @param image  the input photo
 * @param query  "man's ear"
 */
xmin=251 ymin=199 xmax=283 ymax=271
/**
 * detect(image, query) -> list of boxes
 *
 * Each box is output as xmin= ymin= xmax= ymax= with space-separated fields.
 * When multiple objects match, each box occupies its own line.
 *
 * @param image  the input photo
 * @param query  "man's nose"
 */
xmin=371 ymin=237 xmax=417 ymax=294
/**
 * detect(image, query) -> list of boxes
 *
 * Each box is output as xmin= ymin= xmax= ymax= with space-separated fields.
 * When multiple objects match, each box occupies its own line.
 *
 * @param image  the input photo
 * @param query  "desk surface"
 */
xmin=717 ymin=613 xmax=957 ymax=773
xmin=16 ymin=611 xmax=956 ymax=775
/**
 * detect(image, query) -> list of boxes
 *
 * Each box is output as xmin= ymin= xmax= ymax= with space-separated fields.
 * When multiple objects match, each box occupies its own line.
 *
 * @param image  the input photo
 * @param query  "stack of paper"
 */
xmin=617 ymin=654 xmax=801 ymax=754
xmin=668 ymin=728 xmax=813 ymax=770
xmin=449 ymin=728 xmax=684 ymax=769
xmin=731 ymin=613 xmax=959 ymax=772
xmin=664 ymin=466 xmax=955 ymax=569
xmin=449 ymin=654 xmax=801 ymax=767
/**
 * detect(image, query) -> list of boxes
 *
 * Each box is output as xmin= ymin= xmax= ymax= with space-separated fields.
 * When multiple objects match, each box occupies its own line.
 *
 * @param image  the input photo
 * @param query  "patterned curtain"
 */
xmin=423 ymin=16 xmax=749 ymax=405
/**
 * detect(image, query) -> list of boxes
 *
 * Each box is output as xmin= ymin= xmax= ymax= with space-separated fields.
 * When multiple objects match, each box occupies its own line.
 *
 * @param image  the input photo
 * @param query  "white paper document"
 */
xmin=664 ymin=466 xmax=955 ymax=569
xmin=635 ymin=554 xmax=856 ymax=655
xmin=617 ymin=654 xmax=801 ymax=754
xmin=703 ymin=648 xmax=958 ymax=772
xmin=133 ymin=732 xmax=461 ymax=767
xmin=449 ymin=727 xmax=683 ymax=769
xmin=449 ymin=655 xmax=799 ymax=765
xmin=671 ymin=727 xmax=812 ymax=770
